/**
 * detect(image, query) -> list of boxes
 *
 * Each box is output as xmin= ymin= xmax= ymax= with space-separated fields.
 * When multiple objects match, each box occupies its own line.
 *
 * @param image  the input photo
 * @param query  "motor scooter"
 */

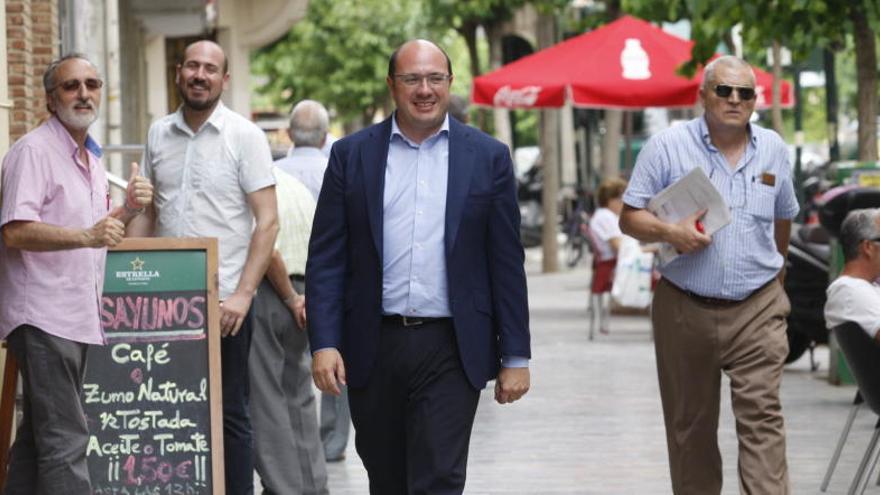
xmin=784 ymin=223 xmax=830 ymax=368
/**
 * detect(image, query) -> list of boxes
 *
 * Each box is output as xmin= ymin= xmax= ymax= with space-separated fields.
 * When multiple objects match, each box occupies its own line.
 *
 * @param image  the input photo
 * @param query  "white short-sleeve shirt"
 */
xmin=142 ymin=102 xmax=276 ymax=299
xmin=588 ymin=207 xmax=622 ymax=261
xmin=825 ymin=275 xmax=880 ymax=338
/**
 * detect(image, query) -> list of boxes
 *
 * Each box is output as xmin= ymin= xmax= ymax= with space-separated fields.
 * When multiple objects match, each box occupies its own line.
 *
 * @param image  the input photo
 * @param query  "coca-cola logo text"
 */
xmin=492 ymin=85 xmax=542 ymax=108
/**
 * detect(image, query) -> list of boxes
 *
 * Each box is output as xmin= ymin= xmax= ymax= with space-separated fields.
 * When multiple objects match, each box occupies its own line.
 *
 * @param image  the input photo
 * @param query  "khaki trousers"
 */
xmin=652 ymin=278 xmax=790 ymax=495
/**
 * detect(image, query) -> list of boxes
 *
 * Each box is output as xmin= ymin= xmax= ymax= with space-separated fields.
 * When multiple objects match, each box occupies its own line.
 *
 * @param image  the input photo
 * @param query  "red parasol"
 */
xmin=472 ymin=15 xmax=793 ymax=110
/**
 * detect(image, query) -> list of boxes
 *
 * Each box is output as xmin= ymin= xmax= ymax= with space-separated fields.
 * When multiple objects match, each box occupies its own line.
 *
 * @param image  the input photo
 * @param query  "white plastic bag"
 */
xmin=611 ymin=236 xmax=654 ymax=309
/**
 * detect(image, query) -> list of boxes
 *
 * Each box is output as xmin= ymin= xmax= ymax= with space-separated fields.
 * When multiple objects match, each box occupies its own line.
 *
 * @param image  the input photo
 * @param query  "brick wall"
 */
xmin=6 ymin=0 xmax=58 ymax=142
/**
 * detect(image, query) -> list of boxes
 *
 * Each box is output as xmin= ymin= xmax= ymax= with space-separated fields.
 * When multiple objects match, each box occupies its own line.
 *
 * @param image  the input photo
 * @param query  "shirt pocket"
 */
xmin=745 ymin=185 xmax=775 ymax=222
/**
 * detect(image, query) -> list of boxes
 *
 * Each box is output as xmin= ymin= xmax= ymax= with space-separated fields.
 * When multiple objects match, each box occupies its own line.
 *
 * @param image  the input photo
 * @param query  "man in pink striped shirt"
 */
xmin=0 ymin=54 xmax=152 ymax=495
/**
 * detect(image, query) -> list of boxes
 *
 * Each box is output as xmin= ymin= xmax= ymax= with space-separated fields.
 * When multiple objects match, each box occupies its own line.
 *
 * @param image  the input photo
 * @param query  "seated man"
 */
xmin=825 ymin=208 xmax=880 ymax=341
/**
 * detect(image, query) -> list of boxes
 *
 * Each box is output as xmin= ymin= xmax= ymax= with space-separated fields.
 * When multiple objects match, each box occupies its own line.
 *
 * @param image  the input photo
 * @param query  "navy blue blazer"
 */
xmin=305 ymin=116 xmax=530 ymax=390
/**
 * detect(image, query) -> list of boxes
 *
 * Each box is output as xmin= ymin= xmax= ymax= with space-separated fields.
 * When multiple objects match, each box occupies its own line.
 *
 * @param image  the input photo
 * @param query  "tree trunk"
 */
xmin=600 ymin=0 xmax=623 ymax=179
xmin=770 ymin=40 xmax=784 ymax=135
xmin=603 ymin=0 xmax=621 ymax=20
xmin=723 ymin=31 xmax=737 ymax=56
xmin=537 ymin=13 xmax=559 ymax=273
xmin=851 ymin=2 xmax=878 ymax=160
xmin=486 ymin=23 xmax=512 ymax=149
xmin=601 ymin=109 xmax=622 ymax=179
xmin=459 ymin=22 xmax=488 ymax=131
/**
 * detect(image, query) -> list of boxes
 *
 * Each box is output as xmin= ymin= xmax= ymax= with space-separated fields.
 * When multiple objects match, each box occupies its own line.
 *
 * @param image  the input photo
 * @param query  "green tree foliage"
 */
xmin=252 ymin=0 xmax=570 ymax=130
xmin=424 ymin=0 xmax=525 ymax=78
xmin=424 ymin=0 xmax=568 ymax=77
xmin=251 ymin=0 xmax=432 ymax=126
xmin=622 ymin=0 xmax=852 ymax=73
xmin=623 ymin=0 xmax=879 ymax=159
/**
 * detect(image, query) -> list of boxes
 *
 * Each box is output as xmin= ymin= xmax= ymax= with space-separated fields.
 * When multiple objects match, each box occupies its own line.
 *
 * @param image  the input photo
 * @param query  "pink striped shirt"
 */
xmin=0 ymin=117 xmax=109 ymax=344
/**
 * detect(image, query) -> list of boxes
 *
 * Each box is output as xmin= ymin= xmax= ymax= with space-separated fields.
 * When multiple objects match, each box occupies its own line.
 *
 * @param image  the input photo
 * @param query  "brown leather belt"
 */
xmin=382 ymin=314 xmax=451 ymax=327
xmin=666 ymin=278 xmax=775 ymax=307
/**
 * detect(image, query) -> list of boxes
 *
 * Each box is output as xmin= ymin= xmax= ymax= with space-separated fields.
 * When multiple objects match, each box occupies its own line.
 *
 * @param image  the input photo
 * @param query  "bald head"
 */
xmin=183 ymin=40 xmax=228 ymax=74
xmin=288 ymin=100 xmax=329 ymax=148
xmin=387 ymin=39 xmax=452 ymax=79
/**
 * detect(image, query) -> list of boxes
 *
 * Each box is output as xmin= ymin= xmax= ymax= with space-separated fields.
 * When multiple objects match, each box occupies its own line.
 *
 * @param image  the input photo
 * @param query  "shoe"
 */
xmin=599 ymin=327 xmax=610 ymax=335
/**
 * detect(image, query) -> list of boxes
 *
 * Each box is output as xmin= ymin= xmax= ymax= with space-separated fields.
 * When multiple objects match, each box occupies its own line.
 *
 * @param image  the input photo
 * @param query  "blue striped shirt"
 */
xmin=623 ymin=117 xmax=799 ymax=300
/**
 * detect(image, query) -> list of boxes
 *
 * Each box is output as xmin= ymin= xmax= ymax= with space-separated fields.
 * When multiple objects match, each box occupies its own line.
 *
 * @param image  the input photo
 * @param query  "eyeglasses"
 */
xmin=52 ymin=78 xmax=104 ymax=93
xmin=713 ymin=84 xmax=756 ymax=101
xmin=394 ymin=73 xmax=451 ymax=87
xmin=865 ymin=237 xmax=880 ymax=244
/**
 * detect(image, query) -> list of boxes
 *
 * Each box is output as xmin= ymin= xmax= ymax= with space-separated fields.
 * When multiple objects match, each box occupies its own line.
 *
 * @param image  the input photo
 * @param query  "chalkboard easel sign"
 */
xmin=84 ymin=238 xmax=224 ymax=495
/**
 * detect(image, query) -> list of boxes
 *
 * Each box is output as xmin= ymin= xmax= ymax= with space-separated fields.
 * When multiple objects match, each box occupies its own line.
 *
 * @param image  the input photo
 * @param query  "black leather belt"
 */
xmin=666 ymin=278 xmax=775 ymax=307
xmin=382 ymin=314 xmax=451 ymax=327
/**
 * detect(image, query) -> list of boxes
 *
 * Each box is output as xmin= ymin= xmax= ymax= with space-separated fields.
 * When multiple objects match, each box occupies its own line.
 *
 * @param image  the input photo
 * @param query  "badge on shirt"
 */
xmin=760 ymin=172 xmax=776 ymax=187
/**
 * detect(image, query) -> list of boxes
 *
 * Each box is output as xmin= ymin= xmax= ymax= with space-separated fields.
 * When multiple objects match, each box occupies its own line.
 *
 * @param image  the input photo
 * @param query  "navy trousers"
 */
xmin=221 ymin=308 xmax=255 ymax=495
xmin=348 ymin=319 xmax=480 ymax=495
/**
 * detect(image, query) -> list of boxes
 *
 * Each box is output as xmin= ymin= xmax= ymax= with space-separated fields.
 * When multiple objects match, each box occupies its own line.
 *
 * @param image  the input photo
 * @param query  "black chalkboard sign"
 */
xmin=83 ymin=238 xmax=224 ymax=495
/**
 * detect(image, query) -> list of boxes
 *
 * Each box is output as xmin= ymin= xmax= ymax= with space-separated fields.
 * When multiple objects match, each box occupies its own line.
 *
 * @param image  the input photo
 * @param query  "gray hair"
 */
xmin=43 ymin=53 xmax=96 ymax=93
xmin=839 ymin=208 xmax=880 ymax=261
xmin=288 ymin=100 xmax=329 ymax=148
xmin=700 ymin=55 xmax=755 ymax=90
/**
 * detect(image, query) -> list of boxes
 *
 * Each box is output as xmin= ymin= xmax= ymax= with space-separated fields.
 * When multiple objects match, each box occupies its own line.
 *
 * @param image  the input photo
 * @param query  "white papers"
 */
xmin=646 ymin=167 xmax=731 ymax=264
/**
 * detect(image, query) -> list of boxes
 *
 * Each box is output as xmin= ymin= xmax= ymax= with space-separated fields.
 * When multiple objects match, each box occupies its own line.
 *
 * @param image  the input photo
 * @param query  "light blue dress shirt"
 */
xmin=623 ymin=117 xmax=799 ymax=300
xmin=383 ymin=116 xmax=451 ymax=317
xmin=275 ymin=146 xmax=328 ymax=202
xmin=382 ymin=114 xmax=527 ymax=368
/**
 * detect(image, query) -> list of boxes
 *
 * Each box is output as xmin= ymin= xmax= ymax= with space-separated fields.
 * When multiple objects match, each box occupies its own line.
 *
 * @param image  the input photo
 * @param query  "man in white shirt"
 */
xmin=825 ymin=208 xmax=880 ymax=341
xmin=128 ymin=40 xmax=279 ymax=495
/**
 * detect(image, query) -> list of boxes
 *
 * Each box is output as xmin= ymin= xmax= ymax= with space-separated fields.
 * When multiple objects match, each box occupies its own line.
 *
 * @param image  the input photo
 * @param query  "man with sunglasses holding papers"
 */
xmin=0 ymin=54 xmax=153 ymax=494
xmin=620 ymin=55 xmax=798 ymax=494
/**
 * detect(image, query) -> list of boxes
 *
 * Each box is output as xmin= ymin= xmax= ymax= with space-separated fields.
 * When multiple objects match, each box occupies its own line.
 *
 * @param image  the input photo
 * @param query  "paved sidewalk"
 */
xmin=323 ymin=253 xmax=871 ymax=494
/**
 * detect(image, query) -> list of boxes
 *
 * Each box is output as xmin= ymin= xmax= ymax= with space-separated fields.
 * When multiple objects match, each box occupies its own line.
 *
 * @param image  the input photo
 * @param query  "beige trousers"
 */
xmin=652 ymin=278 xmax=790 ymax=495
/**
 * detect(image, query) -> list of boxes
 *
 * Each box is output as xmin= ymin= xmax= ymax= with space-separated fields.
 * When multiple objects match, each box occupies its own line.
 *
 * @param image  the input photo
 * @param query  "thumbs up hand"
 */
xmin=125 ymin=162 xmax=154 ymax=211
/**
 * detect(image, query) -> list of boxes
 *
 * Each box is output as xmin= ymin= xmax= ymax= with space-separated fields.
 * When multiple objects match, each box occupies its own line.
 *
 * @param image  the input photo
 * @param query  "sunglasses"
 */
xmin=53 ymin=78 xmax=104 ymax=93
xmin=713 ymin=84 xmax=756 ymax=101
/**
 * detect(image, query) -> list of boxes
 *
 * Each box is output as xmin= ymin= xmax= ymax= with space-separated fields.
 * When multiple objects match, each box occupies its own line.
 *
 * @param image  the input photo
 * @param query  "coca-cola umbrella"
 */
xmin=472 ymin=15 xmax=792 ymax=110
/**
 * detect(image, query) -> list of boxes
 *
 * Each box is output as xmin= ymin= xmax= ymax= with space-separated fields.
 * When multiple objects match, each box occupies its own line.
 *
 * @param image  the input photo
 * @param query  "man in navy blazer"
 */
xmin=306 ymin=39 xmax=531 ymax=494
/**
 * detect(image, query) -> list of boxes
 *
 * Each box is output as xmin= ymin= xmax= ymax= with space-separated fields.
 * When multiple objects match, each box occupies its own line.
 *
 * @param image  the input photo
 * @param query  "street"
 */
xmin=318 ymin=249 xmax=875 ymax=494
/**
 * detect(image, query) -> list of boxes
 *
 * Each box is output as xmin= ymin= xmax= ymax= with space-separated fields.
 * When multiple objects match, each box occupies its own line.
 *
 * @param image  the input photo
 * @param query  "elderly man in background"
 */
xmin=274 ymin=99 xmax=352 ymax=463
xmin=620 ymin=55 xmax=798 ymax=494
xmin=276 ymin=100 xmax=331 ymax=201
xmin=0 ymin=53 xmax=152 ymax=494
xmin=250 ymin=162 xmax=329 ymax=492
xmin=825 ymin=208 xmax=880 ymax=341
